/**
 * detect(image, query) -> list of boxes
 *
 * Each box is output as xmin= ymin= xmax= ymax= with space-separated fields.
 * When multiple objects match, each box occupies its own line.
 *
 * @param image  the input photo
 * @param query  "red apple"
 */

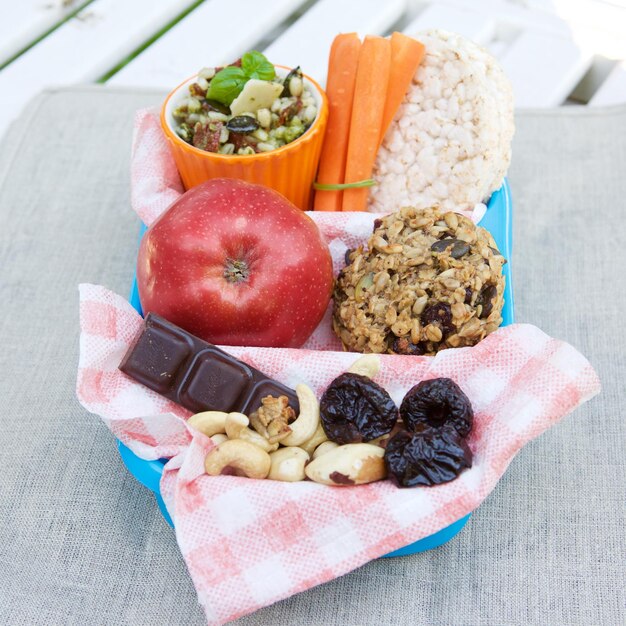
xmin=136 ymin=178 xmax=334 ymax=348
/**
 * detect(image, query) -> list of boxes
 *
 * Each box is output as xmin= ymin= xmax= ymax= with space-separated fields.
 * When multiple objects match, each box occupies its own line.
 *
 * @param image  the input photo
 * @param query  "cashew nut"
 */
xmin=224 ymin=412 xmax=279 ymax=452
xmin=210 ymin=433 xmax=228 ymax=446
xmin=280 ymin=384 xmax=320 ymax=447
xmin=300 ymin=422 xmax=328 ymax=456
xmin=268 ymin=447 xmax=310 ymax=482
xmin=305 ymin=443 xmax=386 ymax=486
xmin=187 ymin=411 xmax=228 ymax=436
xmin=204 ymin=439 xmax=271 ymax=479
xmin=224 ymin=412 xmax=249 ymax=439
xmin=239 ymin=427 xmax=279 ymax=453
xmin=347 ymin=354 xmax=381 ymax=378
xmin=312 ymin=441 xmax=339 ymax=459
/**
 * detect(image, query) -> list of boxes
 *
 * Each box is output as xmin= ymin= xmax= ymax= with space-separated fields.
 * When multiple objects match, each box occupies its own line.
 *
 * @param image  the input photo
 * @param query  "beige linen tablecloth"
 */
xmin=0 ymin=87 xmax=624 ymax=625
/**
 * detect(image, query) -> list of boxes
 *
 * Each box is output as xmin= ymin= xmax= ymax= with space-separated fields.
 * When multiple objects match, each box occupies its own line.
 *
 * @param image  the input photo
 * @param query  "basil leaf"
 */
xmin=207 ymin=66 xmax=248 ymax=105
xmin=241 ymin=50 xmax=275 ymax=81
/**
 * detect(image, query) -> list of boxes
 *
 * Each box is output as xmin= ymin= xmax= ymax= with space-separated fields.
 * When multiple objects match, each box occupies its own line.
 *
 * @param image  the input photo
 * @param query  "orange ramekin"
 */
xmin=160 ymin=67 xmax=328 ymax=210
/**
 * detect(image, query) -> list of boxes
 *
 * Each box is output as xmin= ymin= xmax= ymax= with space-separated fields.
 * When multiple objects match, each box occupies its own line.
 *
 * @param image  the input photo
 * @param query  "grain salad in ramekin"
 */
xmin=160 ymin=51 xmax=328 ymax=210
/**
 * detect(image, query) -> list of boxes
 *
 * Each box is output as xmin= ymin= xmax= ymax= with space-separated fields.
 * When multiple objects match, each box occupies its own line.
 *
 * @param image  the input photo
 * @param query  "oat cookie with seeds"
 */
xmin=333 ymin=206 xmax=506 ymax=355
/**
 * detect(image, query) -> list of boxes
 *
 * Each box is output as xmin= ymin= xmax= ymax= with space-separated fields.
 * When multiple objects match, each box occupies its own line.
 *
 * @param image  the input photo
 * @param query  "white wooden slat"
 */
xmin=520 ymin=0 xmax=626 ymax=61
xmin=567 ymin=55 xmax=617 ymax=103
xmin=428 ymin=0 xmax=626 ymax=60
xmin=403 ymin=3 xmax=496 ymax=45
xmin=521 ymin=0 xmax=561 ymax=12
xmin=0 ymin=0 xmax=197 ymax=138
xmin=590 ymin=61 xmax=626 ymax=106
xmin=427 ymin=0 xmax=573 ymax=36
xmin=108 ymin=0 xmax=308 ymax=88
xmin=261 ymin=0 xmax=407 ymax=85
xmin=0 ymin=0 xmax=90 ymax=66
xmin=499 ymin=29 xmax=592 ymax=106
xmin=524 ymin=0 xmax=626 ymax=40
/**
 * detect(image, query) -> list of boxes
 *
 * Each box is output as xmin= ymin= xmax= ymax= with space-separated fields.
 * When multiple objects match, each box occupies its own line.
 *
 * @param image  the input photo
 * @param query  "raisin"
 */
xmin=391 ymin=337 xmax=426 ymax=356
xmin=420 ymin=303 xmax=454 ymax=337
xmin=478 ymin=284 xmax=497 ymax=319
xmin=373 ymin=218 xmax=383 ymax=231
xmin=344 ymin=248 xmax=354 ymax=266
xmin=384 ymin=426 xmax=472 ymax=487
xmin=400 ymin=378 xmax=473 ymax=437
xmin=464 ymin=287 xmax=473 ymax=304
xmin=320 ymin=373 xmax=398 ymax=444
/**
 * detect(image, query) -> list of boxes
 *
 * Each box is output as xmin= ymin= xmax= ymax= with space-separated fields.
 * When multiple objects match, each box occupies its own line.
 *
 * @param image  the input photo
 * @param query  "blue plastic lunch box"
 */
xmin=117 ymin=180 xmax=514 ymax=557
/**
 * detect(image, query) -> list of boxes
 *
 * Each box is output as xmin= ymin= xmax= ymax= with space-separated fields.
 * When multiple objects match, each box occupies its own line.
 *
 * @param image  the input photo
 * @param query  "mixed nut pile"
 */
xmin=193 ymin=355 xmax=474 ymax=488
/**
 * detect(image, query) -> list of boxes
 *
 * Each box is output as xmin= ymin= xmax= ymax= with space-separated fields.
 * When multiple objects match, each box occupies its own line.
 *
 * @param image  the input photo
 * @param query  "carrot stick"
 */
xmin=342 ymin=35 xmax=391 ymax=212
xmin=313 ymin=33 xmax=361 ymax=212
xmin=379 ymin=32 xmax=425 ymax=144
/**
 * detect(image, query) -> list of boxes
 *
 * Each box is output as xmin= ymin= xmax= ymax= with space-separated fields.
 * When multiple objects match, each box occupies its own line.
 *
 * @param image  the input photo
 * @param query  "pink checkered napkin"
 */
xmin=131 ymin=108 xmax=185 ymax=226
xmin=77 ymin=284 xmax=600 ymax=626
xmin=75 ymin=109 xmax=600 ymax=625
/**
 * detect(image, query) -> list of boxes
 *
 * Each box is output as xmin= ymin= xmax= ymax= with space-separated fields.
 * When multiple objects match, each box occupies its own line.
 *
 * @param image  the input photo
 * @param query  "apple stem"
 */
xmin=224 ymin=258 xmax=249 ymax=283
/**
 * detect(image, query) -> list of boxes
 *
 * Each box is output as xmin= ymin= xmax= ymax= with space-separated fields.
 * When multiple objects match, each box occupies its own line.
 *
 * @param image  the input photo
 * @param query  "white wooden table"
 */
xmin=1 ymin=0 xmax=626 ymax=139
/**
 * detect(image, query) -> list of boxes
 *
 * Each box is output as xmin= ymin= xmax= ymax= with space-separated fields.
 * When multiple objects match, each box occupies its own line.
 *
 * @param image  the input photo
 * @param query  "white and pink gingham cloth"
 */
xmin=75 ymin=109 xmax=601 ymax=625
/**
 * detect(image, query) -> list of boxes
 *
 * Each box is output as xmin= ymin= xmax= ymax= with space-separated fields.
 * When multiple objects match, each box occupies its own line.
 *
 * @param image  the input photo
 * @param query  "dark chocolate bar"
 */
xmin=119 ymin=313 xmax=299 ymax=415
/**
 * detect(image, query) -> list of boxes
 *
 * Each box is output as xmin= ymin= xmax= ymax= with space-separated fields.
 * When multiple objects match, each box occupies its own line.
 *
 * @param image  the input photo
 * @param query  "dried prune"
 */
xmin=400 ymin=378 xmax=473 ymax=437
xmin=384 ymin=427 xmax=472 ymax=487
xmin=320 ymin=373 xmax=398 ymax=444
xmin=421 ymin=303 xmax=454 ymax=337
